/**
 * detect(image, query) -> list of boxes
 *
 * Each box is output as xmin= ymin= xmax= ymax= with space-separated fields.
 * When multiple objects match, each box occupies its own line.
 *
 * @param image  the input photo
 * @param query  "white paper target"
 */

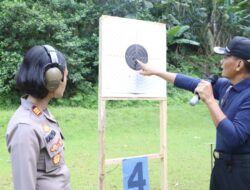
xmin=99 ymin=15 xmax=166 ymax=98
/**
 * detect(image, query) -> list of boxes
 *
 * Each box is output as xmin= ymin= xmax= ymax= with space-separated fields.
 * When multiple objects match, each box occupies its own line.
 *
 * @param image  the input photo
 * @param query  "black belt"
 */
xmin=213 ymin=151 xmax=250 ymax=160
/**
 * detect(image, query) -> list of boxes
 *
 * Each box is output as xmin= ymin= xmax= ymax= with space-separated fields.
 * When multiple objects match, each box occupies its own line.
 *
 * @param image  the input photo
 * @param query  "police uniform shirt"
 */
xmin=174 ymin=74 xmax=250 ymax=154
xmin=6 ymin=97 xmax=71 ymax=190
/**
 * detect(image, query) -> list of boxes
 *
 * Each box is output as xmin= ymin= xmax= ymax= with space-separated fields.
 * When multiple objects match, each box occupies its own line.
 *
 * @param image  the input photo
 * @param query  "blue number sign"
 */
xmin=122 ymin=157 xmax=149 ymax=190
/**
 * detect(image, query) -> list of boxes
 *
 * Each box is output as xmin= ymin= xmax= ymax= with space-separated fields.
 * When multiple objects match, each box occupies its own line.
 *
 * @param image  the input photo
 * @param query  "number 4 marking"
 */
xmin=128 ymin=162 xmax=146 ymax=190
xmin=122 ymin=157 xmax=149 ymax=190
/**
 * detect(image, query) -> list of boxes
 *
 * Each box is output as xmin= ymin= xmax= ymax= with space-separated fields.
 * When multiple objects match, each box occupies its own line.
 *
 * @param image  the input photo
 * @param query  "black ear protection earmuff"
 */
xmin=43 ymin=45 xmax=63 ymax=91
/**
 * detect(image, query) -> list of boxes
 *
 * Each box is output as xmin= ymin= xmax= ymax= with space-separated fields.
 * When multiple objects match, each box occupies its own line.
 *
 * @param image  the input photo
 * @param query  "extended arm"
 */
xmin=137 ymin=60 xmax=176 ymax=84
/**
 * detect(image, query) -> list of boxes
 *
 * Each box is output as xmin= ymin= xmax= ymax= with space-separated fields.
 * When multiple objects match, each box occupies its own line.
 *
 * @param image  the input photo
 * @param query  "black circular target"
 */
xmin=125 ymin=44 xmax=148 ymax=70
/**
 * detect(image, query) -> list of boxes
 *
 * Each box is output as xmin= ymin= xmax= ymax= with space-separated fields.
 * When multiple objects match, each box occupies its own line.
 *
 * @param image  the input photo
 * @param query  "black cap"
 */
xmin=214 ymin=36 xmax=250 ymax=62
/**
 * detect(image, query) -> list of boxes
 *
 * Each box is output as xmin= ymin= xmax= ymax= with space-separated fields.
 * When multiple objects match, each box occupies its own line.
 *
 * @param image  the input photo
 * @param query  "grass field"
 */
xmin=0 ymin=102 xmax=215 ymax=190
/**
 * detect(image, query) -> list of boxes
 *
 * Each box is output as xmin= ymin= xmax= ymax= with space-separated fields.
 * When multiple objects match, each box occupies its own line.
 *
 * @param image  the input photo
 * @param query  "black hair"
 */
xmin=16 ymin=45 xmax=67 ymax=99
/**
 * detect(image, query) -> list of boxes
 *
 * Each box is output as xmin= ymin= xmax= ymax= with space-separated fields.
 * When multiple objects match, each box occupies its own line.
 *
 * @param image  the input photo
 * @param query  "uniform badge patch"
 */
xmin=41 ymin=124 xmax=51 ymax=133
xmin=52 ymin=153 xmax=61 ymax=165
xmin=50 ymin=139 xmax=63 ymax=152
xmin=32 ymin=106 xmax=42 ymax=116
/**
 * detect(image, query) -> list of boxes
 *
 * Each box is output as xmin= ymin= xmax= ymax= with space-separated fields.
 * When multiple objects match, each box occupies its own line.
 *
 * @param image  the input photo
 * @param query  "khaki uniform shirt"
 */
xmin=6 ymin=97 xmax=71 ymax=190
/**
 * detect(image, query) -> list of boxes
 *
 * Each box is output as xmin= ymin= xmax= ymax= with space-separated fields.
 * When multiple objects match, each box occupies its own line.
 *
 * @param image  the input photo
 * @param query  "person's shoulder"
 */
xmin=213 ymin=77 xmax=231 ymax=98
xmin=217 ymin=77 xmax=230 ymax=85
xmin=215 ymin=77 xmax=231 ymax=90
xmin=8 ymin=106 xmax=30 ymax=125
xmin=6 ymin=119 xmax=44 ymax=150
xmin=7 ymin=106 xmax=40 ymax=134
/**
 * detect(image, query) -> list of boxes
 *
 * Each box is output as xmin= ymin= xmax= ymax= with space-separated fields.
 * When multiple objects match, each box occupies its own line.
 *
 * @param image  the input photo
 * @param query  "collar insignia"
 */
xmin=32 ymin=106 xmax=42 ymax=116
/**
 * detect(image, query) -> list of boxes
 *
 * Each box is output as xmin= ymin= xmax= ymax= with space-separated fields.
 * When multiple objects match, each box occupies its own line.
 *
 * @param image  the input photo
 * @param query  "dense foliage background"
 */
xmin=0 ymin=0 xmax=249 ymax=107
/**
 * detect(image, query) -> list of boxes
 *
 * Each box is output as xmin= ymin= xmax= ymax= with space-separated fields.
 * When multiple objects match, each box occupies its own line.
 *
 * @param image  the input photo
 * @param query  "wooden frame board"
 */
xmin=98 ymin=98 xmax=167 ymax=190
xmin=98 ymin=15 xmax=168 ymax=190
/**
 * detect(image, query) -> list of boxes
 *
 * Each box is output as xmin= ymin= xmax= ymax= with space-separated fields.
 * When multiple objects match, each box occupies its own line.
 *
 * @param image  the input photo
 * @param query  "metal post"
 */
xmin=210 ymin=143 xmax=213 ymax=171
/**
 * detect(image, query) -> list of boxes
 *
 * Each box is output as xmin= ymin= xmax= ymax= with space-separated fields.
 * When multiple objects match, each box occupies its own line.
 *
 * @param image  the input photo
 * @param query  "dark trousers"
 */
xmin=210 ymin=157 xmax=250 ymax=190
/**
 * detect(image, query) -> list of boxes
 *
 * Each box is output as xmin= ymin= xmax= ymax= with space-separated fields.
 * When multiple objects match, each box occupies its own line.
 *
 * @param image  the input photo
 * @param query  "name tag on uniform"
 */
xmin=45 ymin=130 xmax=56 ymax=143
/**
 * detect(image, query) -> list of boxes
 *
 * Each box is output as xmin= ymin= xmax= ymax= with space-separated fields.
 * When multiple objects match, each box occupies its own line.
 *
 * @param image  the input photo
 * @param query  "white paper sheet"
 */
xmin=99 ymin=15 xmax=167 ymax=98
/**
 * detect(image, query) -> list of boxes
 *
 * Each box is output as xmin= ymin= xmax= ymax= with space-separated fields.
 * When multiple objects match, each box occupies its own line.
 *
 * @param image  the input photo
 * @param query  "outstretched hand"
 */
xmin=136 ymin=60 xmax=159 ymax=76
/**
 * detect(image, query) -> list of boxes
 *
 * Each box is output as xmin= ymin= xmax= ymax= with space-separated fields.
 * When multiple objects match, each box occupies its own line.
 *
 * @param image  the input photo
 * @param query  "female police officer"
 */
xmin=137 ymin=36 xmax=250 ymax=190
xmin=6 ymin=45 xmax=70 ymax=190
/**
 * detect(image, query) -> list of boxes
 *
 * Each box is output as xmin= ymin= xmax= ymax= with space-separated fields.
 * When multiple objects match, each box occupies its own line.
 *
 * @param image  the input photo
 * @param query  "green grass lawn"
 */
xmin=0 ymin=103 xmax=215 ymax=190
